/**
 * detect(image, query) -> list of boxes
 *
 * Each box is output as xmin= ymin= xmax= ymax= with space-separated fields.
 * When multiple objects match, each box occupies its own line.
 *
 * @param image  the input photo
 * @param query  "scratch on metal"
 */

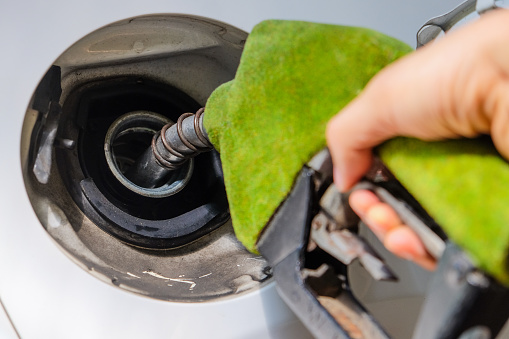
xmin=143 ymin=270 xmax=197 ymax=290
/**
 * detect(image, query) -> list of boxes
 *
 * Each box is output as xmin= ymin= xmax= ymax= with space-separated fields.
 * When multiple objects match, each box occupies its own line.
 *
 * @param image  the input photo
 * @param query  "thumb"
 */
xmin=489 ymin=81 xmax=509 ymax=161
xmin=326 ymin=38 xmax=450 ymax=191
xmin=326 ymin=92 xmax=397 ymax=191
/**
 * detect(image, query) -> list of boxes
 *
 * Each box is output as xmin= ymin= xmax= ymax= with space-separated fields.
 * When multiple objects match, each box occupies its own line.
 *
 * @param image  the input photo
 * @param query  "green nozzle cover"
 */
xmin=204 ymin=19 xmax=509 ymax=286
xmin=204 ymin=20 xmax=411 ymax=251
xmin=379 ymin=137 xmax=509 ymax=286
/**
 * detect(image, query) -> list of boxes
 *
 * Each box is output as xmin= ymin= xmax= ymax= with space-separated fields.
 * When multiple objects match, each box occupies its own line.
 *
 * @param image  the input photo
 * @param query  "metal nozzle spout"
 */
xmin=104 ymin=108 xmax=213 ymax=198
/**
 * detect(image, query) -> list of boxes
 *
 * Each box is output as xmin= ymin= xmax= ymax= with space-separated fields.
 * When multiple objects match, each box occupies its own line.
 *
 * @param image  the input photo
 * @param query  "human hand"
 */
xmin=326 ymin=9 xmax=509 ymax=269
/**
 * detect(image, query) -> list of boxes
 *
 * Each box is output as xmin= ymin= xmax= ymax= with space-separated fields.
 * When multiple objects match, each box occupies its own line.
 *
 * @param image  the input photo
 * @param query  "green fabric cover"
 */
xmin=204 ymin=19 xmax=509 ymax=286
xmin=204 ymin=20 xmax=411 ymax=251
xmin=379 ymin=137 xmax=509 ymax=286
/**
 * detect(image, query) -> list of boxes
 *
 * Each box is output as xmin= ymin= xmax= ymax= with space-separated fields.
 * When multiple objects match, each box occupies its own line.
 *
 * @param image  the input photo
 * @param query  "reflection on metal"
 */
xmin=416 ymin=0 xmax=475 ymax=47
xmin=33 ymin=127 xmax=56 ymax=184
xmin=416 ymin=0 xmax=500 ymax=48
xmin=31 ymin=66 xmax=63 ymax=184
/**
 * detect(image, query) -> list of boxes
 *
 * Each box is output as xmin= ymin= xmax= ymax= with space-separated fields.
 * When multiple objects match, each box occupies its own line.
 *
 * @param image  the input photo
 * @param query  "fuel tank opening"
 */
xmin=65 ymin=77 xmax=229 ymax=249
xmin=104 ymin=110 xmax=194 ymax=198
xmin=21 ymin=14 xmax=271 ymax=302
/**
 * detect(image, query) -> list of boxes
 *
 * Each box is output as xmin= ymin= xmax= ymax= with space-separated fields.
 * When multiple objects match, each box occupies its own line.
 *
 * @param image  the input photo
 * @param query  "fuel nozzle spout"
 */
xmin=126 ymin=108 xmax=213 ymax=187
xmin=104 ymin=108 xmax=214 ymax=198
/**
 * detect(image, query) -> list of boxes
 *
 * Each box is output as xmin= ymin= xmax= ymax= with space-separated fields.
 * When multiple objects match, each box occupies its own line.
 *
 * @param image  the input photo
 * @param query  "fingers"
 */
xmin=326 ymin=10 xmax=509 ymax=193
xmin=349 ymin=190 xmax=401 ymax=238
xmin=327 ymin=10 xmax=509 ymax=270
xmin=487 ymin=81 xmax=509 ymax=161
xmin=385 ymin=227 xmax=436 ymax=271
xmin=325 ymin=44 xmax=444 ymax=191
xmin=349 ymin=190 xmax=437 ymax=270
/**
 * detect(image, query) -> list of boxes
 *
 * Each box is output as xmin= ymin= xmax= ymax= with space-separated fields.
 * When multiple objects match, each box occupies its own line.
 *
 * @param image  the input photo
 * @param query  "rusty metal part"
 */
xmin=176 ymin=113 xmax=199 ymax=152
xmin=122 ymin=107 xmax=213 ymax=195
xmin=158 ymin=107 xmax=212 ymax=164
xmin=151 ymin=131 xmax=181 ymax=170
xmin=303 ymin=264 xmax=387 ymax=339
xmin=160 ymin=123 xmax=185 ymax=159
xmin=194 ymin=108 xmax=213 ymax=147
xmin=318 ymin=296 xmax=381 ymax=339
